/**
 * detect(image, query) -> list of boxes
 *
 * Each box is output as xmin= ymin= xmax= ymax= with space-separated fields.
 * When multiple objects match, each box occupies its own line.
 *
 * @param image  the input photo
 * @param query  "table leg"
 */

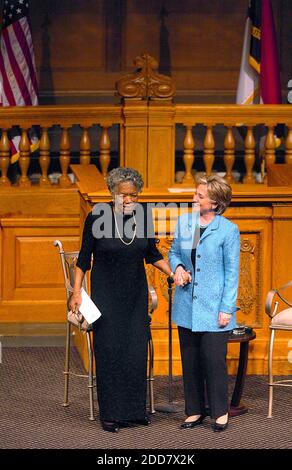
xmin=229 ymin=341 xmax=249 ymax=417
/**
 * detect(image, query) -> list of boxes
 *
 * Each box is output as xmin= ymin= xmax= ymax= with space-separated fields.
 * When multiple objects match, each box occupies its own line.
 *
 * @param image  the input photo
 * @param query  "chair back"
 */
xmin=54 ymin=240 xmax=91 ymax=331
xmin=54 ymin=240 xmax=88 ymax=301
xmin=265 ymin=280 xmax=292 ymax=331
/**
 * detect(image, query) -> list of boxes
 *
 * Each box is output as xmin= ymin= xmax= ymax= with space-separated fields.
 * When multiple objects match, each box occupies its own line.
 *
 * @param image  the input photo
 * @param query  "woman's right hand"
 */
xmin=174 ymin=266 xmax=192 ymax=287
xmin=69 ymin=290 xmax=82 ymax=313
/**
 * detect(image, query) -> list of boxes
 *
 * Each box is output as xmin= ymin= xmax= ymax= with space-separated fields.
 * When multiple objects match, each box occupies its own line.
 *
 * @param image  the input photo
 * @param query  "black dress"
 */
xmin=76 ymin=202 xmax=163 ymax=421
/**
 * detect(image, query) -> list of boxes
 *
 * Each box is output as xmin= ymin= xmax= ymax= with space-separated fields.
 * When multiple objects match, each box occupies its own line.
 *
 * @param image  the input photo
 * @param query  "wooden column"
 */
xmin=99 ymin=126 xmax=110 ymax=177
xmin=224 ymin=126 xmax=235 ymax=183
xmin=59 ymin=127 xmax=72 ymax=188
xmin=264 ymin=126 xmax=276 ymax=180
xmin=148 ymin=101 xmax=175 ymax=187
xmin=203 ymin=126 xmax=215 ymax=176
xmin=182 ymin=125 xmax=195 ymax=185
xmin=39 ymin=128 xmax=51 ymax=187
xmin=0 ymin=130 xmax=11 ymax=187
xmin=244 ymin=126 xmax=256 ymax=184
xmin=19 ymin=129 xmax=31 ymax=187
xmin=116 ymin=54 xmax=176 ymax=188
xmin=80 ymin=128 xmax=91 ymax=165
xmin=122 ymin=100 xmax=149 ymax=185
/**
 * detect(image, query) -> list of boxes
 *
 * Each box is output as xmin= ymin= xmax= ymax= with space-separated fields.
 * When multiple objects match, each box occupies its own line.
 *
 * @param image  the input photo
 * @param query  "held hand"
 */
xmin=174 ymin=266 xmax=192 ymax=287
xmin=69 ymin=291 xmax=82 ymax=314
xmin=218 ymin=312 xmax=232 ymax=328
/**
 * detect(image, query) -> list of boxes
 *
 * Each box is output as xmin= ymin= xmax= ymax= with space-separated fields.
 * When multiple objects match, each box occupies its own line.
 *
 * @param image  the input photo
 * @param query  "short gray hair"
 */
xmin=196 ymin=174 xmax=232 ymax=215
xmin=106 ymin=167 xmax=144 ymax=194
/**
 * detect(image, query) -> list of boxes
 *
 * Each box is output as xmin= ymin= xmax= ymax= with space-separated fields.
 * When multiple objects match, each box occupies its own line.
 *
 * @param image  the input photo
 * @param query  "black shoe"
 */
xmin=101 ymin=421 xmax=119 ymax=433
xmin=115 ymin=420 xmax=135 ymax=428
xmin=180 ymin=415 xmax=205 ymax=429
xmin=131 ymin=416 xmax=151 ymax=426
xmin=213 ymin=420 xmax=228 ymax=432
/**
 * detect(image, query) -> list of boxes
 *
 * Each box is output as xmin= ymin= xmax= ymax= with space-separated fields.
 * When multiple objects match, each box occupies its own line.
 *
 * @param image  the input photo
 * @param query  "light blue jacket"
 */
xmin=168 ymin=212 xmax=240 ymax=332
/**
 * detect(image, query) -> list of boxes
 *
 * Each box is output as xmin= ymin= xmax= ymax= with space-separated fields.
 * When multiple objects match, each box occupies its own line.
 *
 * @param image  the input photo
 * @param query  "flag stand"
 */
xmin=155 ymin=276 xmax=184 ymax=413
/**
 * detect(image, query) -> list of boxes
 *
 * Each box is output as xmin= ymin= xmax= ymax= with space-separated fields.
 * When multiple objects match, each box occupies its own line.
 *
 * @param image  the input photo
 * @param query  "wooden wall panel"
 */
xmin=15 ymin=236 xmax=78 ymax=289
xmin=272 ymin=205 xmax=292 ymax=286
xmin=2 ymin=225 xmax=79 ymax=302
xmin=30 ymin=0 xmax=291 ymax=104
xmin=0 ymin=189 xmax=80 ymax=324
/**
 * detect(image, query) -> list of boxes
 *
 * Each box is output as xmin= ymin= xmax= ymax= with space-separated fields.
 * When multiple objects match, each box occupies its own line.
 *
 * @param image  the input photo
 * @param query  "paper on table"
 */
xmin=79 ymin=287 xmax=102 ymax=324
xmin=167 ymin=188 xmax=195 ymax=193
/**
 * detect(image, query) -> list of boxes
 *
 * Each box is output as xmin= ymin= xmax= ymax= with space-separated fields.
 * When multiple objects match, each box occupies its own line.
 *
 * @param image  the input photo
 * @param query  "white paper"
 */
xmin=167 ymin=187 xmax=195 ymax=193
xmin=79 ymin=288 xmax=102 ymax=323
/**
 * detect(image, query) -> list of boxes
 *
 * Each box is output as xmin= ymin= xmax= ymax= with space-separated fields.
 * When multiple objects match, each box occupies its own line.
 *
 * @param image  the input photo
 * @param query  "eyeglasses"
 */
xmin=116 ymin=193 xmax=139 ymax=200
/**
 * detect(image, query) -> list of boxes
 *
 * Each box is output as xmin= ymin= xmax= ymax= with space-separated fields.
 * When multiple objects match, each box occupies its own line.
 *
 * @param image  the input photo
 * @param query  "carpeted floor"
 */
xmin=0 ymin=347 xmax=291 ymax=449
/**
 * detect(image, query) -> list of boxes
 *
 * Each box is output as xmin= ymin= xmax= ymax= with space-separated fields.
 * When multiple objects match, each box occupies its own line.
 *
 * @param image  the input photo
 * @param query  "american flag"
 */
xmin=0 ymin=0 xmax=38 ymax=162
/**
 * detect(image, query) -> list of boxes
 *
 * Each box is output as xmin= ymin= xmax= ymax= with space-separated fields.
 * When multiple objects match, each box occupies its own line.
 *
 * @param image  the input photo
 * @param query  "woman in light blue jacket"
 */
xmin=169 ymin=174 xmax=240 ymax=432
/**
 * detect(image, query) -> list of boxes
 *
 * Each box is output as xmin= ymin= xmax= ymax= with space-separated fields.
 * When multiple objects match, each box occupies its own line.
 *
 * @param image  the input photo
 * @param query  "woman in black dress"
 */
xmin=70 ymin=167 xmax=173 ymax=433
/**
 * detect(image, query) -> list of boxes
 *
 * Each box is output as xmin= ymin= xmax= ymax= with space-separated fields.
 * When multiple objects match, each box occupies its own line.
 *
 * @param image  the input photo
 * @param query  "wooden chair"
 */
xmin=54 ymin=239 xmax=157 ymax=420
xmin=265 ymin=280 xmax=292 ymax=418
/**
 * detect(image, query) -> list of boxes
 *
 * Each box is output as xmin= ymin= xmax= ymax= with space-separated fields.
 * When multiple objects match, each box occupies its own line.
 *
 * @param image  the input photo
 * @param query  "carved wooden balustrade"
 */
xmin=1 ymin=53 xmax=291 ymax=189
xmin=0 ymin=103 xmax=292 ymax=189
xmin=175 ymin=105 xmax=292 ymax=185
xmin=0 ymin=105 xmax=122 ymax=188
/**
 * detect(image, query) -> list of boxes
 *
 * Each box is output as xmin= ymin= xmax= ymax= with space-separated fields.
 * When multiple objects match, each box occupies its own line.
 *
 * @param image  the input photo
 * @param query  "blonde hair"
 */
xmin=196 ymin=174 xmax=232 ymax=215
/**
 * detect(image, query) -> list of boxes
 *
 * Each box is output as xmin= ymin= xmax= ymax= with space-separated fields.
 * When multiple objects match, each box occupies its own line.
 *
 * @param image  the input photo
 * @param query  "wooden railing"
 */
xmin=175 ymin=104 xmax=292 ymax=185
xmin=0 ymin=103 xmax=292 ymax=188
xmin=0 ymin=105 xmax=122 ymax=187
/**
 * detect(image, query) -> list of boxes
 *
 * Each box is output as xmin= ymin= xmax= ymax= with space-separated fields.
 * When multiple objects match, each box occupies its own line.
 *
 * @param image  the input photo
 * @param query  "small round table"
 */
xmin=228 ymin=329 xmax=256 ymax=417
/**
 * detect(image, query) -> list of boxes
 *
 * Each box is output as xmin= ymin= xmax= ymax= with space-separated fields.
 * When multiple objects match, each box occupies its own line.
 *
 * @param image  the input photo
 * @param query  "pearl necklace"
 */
xmin=113 ymin=211 xmax=137 ymax=246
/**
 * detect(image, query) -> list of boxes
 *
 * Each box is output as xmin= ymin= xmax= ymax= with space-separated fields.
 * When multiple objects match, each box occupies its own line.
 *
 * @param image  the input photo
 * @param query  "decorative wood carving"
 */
xmin=238 ymin=238 xmax=257 ymax=316
xmin=145 ymin=263 xmax=156 ymax=316
xmin=145 ymin=263 xmax=155 ymax=288
xmin=157 ymin=239 xmax=174 ymax=302
xmin=116 ymin=53 xmax=176 ymax=100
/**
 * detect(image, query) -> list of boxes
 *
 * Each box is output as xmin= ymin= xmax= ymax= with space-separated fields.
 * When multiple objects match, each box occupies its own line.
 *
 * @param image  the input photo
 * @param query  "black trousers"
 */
xmin=178 ymin=326 xmax=229 ymax=420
